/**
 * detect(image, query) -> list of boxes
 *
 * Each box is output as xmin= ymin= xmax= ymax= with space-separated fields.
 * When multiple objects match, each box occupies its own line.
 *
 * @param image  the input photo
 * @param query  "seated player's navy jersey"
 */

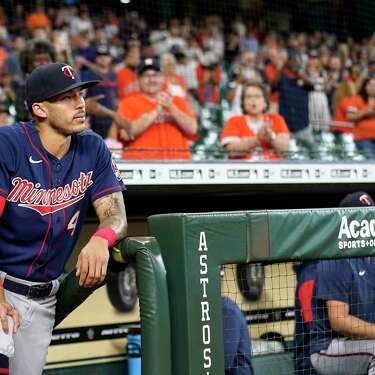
xmin=310 ymin=258 xmax=375 ymax=354
xmin=222 ymin=296 xmax=253 ymax=375
xmin=0 ymin=122 xmax=126 ymax=282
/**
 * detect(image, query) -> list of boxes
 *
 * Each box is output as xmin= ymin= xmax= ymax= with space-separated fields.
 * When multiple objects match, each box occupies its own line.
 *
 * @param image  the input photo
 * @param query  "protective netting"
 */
xmin=1 ymin=1 xmax=375 ymax=160
xmin=224 ymin=257 xmax=375 ymax=375
xmin=223 ymin=263 xmax=295 ymax=374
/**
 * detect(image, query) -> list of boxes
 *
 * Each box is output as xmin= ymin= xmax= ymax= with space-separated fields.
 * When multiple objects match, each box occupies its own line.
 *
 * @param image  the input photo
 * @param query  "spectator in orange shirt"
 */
xmin=221 ymin=82 xmax=290 ymax=160
xmin=117 ymin=57 xmax=198 ymax=159
xmin=334 ymin=77 xmax=375 ymax=156
xmin=25 ymin=5 xmax=51 ymax=37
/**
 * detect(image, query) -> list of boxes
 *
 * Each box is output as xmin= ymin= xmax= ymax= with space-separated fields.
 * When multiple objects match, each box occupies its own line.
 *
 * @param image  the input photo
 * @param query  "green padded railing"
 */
xmin=120 ymin=237 xmax=171 ymax=375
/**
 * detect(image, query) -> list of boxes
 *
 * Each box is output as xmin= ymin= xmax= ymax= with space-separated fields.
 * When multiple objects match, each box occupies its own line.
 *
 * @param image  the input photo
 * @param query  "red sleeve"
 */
xmin=298 ymin=279 xmax=315 ymax=323
xmin=0 ymin=195 xmax=5 ymax=217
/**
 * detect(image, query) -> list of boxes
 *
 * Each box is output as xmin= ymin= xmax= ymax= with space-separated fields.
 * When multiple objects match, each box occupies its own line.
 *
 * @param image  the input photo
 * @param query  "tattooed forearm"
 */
xmin=93 ymin=192 xmax=127 ymax=239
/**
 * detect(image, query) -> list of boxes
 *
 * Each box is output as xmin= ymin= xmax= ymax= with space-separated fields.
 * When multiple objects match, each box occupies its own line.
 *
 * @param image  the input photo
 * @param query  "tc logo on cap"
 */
xmin=62 ymin=65 xmax=77 ymax=80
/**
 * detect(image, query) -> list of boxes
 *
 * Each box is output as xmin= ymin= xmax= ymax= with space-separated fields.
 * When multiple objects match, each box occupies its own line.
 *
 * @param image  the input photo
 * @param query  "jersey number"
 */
xmin=67 ymin=210 xmax=80 ymax=236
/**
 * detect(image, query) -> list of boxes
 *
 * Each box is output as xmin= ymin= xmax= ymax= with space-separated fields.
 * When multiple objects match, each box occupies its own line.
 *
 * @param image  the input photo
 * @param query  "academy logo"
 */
xmin=7 ymin=172 xmax=93 ymax=216
xmin=338 ymin=215 xmax=375 ymax=249
xmin=61 ymin=65 xmax=77 ymax=80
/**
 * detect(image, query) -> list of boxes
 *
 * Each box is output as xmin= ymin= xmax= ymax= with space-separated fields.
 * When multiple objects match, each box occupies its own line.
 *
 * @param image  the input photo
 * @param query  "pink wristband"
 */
xmin=92 ymin=228 xmax=117 ymax=248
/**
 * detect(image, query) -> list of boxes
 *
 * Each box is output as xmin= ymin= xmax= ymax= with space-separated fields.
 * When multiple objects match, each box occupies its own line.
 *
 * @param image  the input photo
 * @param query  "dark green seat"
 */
xmin=252 ymin=352 xmax=294 ymax=375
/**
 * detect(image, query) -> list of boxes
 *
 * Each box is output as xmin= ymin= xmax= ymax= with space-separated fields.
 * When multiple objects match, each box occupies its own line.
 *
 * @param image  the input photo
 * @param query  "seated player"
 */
xmin=309 ymin=191 xmax=375 ymax=375
xmin=221 ymin=267 xmax=254 ymax=375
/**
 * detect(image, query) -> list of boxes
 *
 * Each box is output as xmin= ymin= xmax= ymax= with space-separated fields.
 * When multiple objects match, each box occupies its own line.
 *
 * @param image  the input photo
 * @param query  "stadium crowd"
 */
xmin=0 ymin=2 xmax=375 ymax=159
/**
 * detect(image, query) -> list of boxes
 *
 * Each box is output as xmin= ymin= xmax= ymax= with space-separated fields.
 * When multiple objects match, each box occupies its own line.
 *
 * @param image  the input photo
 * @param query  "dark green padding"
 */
xmin=120 ymin=237 xmax=171 ymax=375
xmin=253 ymin=207 xmax=375 ymax=261
xmin=54 ymin=259 xmax=123 ymax=328
xmin=252 ymin=352 xmax=294 ymax=375
xmin=54 ymin=270 xmax=99 ymax=328
xmin=148 ymin=207 xmax=375 ymax=375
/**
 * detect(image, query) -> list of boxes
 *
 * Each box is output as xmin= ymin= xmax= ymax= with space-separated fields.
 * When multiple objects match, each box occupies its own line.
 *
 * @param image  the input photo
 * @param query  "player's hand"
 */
xmin=76 ymin=237 xmax=109 ymax=288
xmin=0 ymin=301 xmax=19 ymax=334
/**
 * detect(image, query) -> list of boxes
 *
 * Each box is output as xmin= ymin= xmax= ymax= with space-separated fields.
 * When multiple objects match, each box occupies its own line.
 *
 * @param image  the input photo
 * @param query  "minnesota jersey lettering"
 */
xmin=8 ymin=172 xmax=93 ymax=215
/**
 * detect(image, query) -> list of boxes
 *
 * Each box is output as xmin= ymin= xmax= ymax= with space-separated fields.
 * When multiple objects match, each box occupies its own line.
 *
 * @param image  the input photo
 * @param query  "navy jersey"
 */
xmin=222 ymin=296 xmax=253 ymax=375
xmin=0 ymin=122 xmax=125 ymax=282
xmin=310 ymin=258 xmax=375 ymax=354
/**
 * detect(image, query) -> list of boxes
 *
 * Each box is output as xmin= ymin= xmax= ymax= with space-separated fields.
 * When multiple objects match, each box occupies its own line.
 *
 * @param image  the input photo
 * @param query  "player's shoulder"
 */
xmin=222 ymin=296 xmax=240 ymax=313
xmin=0 ymin=122 xmax=27 ymax=144
xmin=317 ymin=258 xmax=351 ymax=273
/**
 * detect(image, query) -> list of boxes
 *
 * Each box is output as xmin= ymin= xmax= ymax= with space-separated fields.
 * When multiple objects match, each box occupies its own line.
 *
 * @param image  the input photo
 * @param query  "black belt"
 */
xmin=3 ymin=278 xmax=53 ymax=299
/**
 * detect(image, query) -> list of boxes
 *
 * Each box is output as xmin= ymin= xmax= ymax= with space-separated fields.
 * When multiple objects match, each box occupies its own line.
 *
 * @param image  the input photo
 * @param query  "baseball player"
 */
xmin=309 ymin=192 xmax=375 ymax=375
xmin=0 ymin=62 xmax=127 ymax=375
xmin=221 ymin=267 xmax=253 ymax=375
xmin=222 ymin=296 xmax=254 ymax=375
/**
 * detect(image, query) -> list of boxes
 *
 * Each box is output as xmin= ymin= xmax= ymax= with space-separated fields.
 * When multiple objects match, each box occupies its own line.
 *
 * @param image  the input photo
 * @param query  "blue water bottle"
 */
xmin=127 ymin=330 xmax=141 ymax=375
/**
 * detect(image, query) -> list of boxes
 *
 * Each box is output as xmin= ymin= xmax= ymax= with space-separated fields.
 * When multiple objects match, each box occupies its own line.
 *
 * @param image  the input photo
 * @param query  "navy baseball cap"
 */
xmin=137 ymin=57 xmax=161 ymax=75
xmin=339 ymin=191 xmax=375 ymax=207
xmin=25 ymin=62 xmax=99 ymax=109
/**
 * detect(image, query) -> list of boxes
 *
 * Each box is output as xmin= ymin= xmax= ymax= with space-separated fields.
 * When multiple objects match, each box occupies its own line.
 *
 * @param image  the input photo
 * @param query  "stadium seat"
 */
xmin=286 ymin=138 xmax=311 ymax=160
xmin=192 ymin=104 xmax=226 ymax=160
xmin=333 ymin=132 xmax=366 ymax=161
xmin=310 ymin=131 xmax=337 ymax=161
xmin=200 ymin=104 xmax=224 ymax=130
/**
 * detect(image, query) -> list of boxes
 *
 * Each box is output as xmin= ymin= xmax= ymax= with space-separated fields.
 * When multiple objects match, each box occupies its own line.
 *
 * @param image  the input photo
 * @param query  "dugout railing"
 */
xmin=119 ymin=237 xmax=171 ymax=375
xmin=119 ymin=206 xmax=375 ymax=375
